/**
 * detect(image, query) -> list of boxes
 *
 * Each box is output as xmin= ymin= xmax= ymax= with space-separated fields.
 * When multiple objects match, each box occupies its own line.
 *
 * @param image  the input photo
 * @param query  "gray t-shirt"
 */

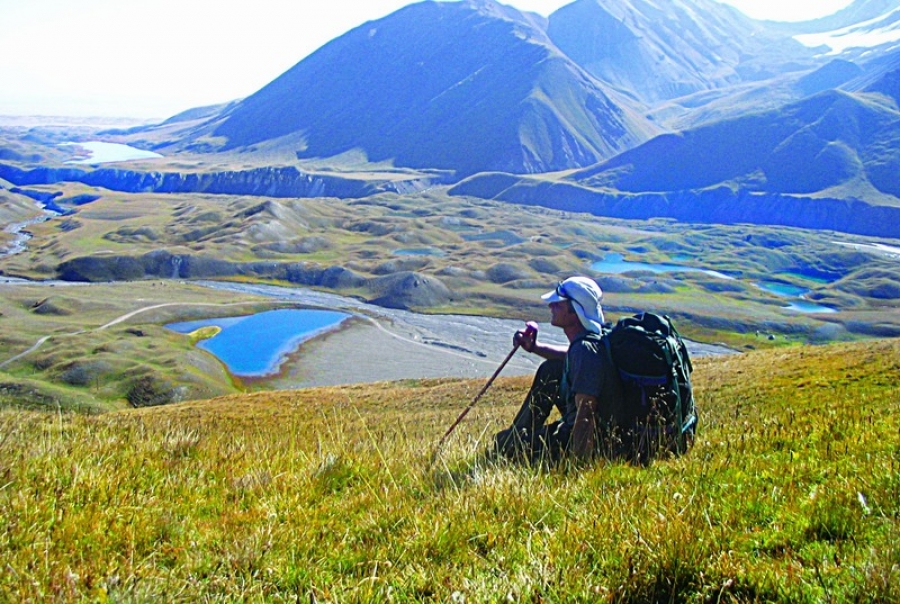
xmin=560 ymin=330 xmax=605 ymax=427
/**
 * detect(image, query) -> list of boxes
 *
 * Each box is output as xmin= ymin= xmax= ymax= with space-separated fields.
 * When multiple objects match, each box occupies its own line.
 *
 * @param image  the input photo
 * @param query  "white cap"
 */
xmin=541 ymin=276 xmax=605 ymax=334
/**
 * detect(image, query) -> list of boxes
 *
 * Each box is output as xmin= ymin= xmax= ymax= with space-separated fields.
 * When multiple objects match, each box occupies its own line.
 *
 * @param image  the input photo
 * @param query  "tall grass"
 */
xmin=1 ymin=341 xmax=898 ymax=602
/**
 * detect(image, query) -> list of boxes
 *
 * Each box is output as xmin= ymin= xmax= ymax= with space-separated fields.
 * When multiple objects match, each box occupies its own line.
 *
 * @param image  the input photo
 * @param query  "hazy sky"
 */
xmin=0 ymin=0 xmax=855 ymax=119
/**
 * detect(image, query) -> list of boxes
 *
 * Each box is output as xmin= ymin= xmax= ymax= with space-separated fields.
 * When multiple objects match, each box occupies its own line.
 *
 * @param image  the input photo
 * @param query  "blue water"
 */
xmin=393 ymin=247 xmax=445 ymax=257
xmin=756 ymin=281 xmax=836 ymax=313
xmin=785 ymin=300 xmax=838 ymax=314
xmin=590 ymin=256 xmax=836 ymax=313
xmin=61 ymin=141 xmax=163 ymax=164
xmin=757 ymin=281 xmax=808 ymax=297
xmin=591 ymin=253 xmax=733 ymax=280
xmin=167 ymin=309 xmax=350 ymax=376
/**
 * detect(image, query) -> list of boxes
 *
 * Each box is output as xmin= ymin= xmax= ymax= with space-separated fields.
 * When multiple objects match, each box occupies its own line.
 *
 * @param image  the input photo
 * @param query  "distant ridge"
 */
xmin=769 ymin=0 xmax=900 ymax=34
xmin=571 ymin=90 xmax=899 ymax=198
xmin=198 ymin=0 xmax=659 ymax=175
xmin=450 ymin=88 xmax=900 ymax=237
xmin=546 ymin=0 xmax=813 ymax=105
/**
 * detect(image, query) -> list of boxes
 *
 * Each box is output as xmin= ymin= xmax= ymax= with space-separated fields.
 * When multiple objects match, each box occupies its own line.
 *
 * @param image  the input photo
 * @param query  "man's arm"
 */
xmin=530 ymin=342 xmax=567 ymax=361
xmin=571 ymin=393 xmax=599 ymax=460
xmin=514 ymin=328 xmax=567 ymax=361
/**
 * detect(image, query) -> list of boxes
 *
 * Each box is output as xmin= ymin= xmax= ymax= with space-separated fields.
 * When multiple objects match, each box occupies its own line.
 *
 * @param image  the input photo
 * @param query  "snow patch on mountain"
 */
xmin=795 ymin=6 xmax=900 ymax=54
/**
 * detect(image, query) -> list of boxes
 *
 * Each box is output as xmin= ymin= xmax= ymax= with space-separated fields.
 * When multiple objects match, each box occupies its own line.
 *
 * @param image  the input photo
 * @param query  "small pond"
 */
xmin=589 ymin=255 xmax=837 ymax=314
xmin=591 ymin=253 xmax=733 ymax=279
xmin=785 ymin=300 xmax=838 ymax=314
xmin=462 ymin=230 xmax=526 ymax=245
xmin=166 ymin=308 xmax=351 ymax=376
xmin=393 ymin=247 xmax=446 ymax=257
xmin=756 ymin=281 xmax=808 ymax=298
xmin=757 ymin=281 xmax=837 ymax=314
xmin=61 ymin=141 xmax=163 ymax=164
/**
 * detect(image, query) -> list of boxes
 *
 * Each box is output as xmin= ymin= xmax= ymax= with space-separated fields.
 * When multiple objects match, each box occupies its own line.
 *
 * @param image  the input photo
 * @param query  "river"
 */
xmin=1 ymin=211 xmax=58 ymax=258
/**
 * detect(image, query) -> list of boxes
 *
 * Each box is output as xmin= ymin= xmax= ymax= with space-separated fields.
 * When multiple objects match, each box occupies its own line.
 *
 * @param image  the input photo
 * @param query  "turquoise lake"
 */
xmin=591 ymin=253 xmax=733 ymax=280
xmin=784 ymin=300 xmax=837 ymax=314
xmin=591 ymin=254 xmax=836 ymax=314
xmin=756 ymin=281 xmax=837 ymax=314
xmin=756 ymin=281 xmax=808 ymax=297
xmin=166 ymin=308 xmax=350 ymax=376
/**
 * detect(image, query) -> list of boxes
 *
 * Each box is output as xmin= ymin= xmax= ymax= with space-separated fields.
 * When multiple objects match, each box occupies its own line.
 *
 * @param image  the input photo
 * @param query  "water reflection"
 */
xmin=61 ymin=141 xmax=163 ymax=164
xmin=756 ymin=280 xmax=836 ymax=314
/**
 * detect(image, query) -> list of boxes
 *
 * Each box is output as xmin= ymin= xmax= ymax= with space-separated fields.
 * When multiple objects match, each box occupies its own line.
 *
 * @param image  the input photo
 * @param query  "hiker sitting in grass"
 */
xmin=494 ymin=276 xmax=624 ymax=463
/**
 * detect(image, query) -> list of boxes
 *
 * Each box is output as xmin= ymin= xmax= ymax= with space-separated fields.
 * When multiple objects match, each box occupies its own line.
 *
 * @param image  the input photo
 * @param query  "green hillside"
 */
xmin=1 ymin=339 xmax=898 ymax=601
xmin=573 ymin=90 xmax=900 ymax=201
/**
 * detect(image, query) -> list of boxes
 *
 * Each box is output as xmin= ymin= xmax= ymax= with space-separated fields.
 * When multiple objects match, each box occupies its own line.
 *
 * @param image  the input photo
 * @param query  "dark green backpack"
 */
xmin=602 ymin=312 xmax=697 ymax=461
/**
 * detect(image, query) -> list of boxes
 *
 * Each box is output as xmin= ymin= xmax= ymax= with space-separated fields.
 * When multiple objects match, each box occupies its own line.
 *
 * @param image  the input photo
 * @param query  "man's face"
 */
xmin=549 ymin=299 xmax=579 ymax=329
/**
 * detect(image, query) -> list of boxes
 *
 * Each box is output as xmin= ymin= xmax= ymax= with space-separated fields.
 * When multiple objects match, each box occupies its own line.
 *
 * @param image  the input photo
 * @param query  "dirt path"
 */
xmin=0 ymin=301 xmax=258 ymax=370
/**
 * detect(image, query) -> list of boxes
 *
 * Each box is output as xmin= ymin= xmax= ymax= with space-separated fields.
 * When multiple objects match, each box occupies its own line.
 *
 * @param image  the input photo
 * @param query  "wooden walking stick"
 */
xmin=432 ymin=322 xmax=538 ymax=458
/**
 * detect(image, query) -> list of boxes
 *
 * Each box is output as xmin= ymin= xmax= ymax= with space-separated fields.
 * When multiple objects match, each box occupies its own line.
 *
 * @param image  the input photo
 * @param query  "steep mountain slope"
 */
xmin=783 ymin=0 xmax=899 ymax=33
xmin=859 ymin=52 xmax=900 ymax=103
xmin=545 ymin=0 xmax=816 ymax=105
xmin=92 ymin=0 xmax=900 ymax=238
xmin=203 ymin=0 xmax=658 ymax=176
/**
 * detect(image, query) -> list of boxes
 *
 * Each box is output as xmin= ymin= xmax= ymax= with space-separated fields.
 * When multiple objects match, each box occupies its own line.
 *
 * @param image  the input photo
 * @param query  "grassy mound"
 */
xmin=1 ymin=339 xmax=898 ymax=601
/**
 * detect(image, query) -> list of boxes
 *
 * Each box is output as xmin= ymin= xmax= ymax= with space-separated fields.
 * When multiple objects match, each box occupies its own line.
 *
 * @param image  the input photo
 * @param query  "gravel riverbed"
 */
xmin=199 ymin=281 xmax=737 ymax=389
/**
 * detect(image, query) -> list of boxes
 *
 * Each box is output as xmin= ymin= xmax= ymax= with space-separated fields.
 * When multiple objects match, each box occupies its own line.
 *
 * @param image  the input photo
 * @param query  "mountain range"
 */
xmin=83 ymin=0 xmax=900 ymax=235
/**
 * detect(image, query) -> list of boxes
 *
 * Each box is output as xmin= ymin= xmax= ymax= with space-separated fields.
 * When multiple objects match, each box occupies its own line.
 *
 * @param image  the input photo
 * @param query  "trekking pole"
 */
xmin=433 ymin=321 xmax=538 ymax=457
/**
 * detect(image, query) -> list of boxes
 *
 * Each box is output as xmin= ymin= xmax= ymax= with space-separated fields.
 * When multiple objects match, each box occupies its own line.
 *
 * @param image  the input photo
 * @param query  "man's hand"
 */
xmin=515 ymin=321 xmax=567 ymax=360
xmin=513 ymin=323 xmax=538 ymax=353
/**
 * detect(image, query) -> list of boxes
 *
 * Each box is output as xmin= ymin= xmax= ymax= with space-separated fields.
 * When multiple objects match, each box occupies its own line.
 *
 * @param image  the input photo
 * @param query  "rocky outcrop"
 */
xmin=0 ymin=163 xmax=444 ymax=200
xmin=449 ymin=176 xmax=900 ymax=239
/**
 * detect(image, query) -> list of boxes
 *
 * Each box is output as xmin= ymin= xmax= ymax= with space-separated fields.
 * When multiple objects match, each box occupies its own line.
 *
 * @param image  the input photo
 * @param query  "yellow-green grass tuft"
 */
xmin=188 ymin=325 xmax=222 ymax=345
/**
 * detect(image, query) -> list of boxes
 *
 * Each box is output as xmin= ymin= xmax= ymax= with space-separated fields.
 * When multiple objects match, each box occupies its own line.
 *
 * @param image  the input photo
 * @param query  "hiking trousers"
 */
xmin=493 ymin=359 xmax=570 ymax=462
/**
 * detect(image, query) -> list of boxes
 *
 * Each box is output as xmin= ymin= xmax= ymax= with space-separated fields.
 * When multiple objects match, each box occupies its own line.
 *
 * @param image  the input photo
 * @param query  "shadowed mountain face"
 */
xmin=209 ymin=0 xmax=659 ymax=176
xmin=572 ymin=89 xmax=900 ymax=198
xmin=863 ymin=56 xmax=900 ymax=104
xmin=449 ymin=86 xmax=900 ymax=236
xmin=440 ymin=0 xmax=900 ymax=236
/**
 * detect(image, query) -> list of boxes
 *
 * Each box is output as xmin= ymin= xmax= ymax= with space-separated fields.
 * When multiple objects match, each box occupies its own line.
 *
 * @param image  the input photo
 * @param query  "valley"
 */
xmin=1 ymin=0 xmax=900 ymax=412
xmin=0 ymin=130 xmax=898 ymax=411
xmin=2 ymin=1 xmax=900 ymax=599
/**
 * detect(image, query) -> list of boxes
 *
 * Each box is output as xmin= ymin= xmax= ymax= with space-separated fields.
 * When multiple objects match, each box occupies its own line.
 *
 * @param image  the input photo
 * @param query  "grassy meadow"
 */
xmin=1 ymin=338 xmax=898 ymax=602
xmin=12 ymin=181 xmax=900 ymax=411
xmin=0 ymin=281 xmax=288 ymax=413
